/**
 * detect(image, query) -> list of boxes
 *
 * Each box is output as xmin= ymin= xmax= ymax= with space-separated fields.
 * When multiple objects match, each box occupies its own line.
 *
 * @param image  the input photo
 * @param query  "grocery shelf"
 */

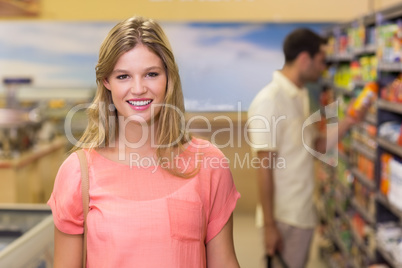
xmin=350 ymin=167 xmax=376 ymax=191
xmin=376 ymin=239 xmax=402 ymax=268
xmin=352 ymin=45 xmax=377 ymax=56
xmin=323 ymin=3 xmax=402 ymax=267
xmin=349 ymin=225 xmax=375 ymax=261
xmin=338 ymin=150 xmax=349 ymax=162
xmin=351 ymin=80 xmax=366 ymax=88
xmin=334 ymin=194 xmax=376 ymax=261
xmin=379 ymin=2 xmax=402 ymax=26
xmin=350 ymin=198 xmax=376 ymax=225
xmin=322 ymin=248 xmax=342 ymax=268
xmin=328 ymin=227 xmax=349 ymax=261
xmin=377 ymin=99 xmax=402 ymax=115
xmin=334 ymin=177 xmax=352 ymax=198
xmin=334 ymin=203 xmax=376 ymax=265
xmin=377 ymin=137 xmax=402 ymax=158
xmin=376 ymin=192 xmax=402 ymax=221
xmin=377 ymin=62 xmax=402 ymax=72
xmin=325 ymin=255 xmax=343 ymax=268
xmin=315 ymin=198 xmax=330 ymax=223
xmin=321 ymin=78 xmax=333 ymax=87
xmin=334 ymin=199 xmax=348 ymax=219
xmin=351 ymin=140 xmax=376 ymax=161
xmin=334 ymin=86 xmax=354 ymax=97
xmin=327 ymin=54 xmax=354 ymax=62
xmin=328 ymin=225 xmax=358 ymax=268
xmin=365 ymin=113 xmax=377 ymax=125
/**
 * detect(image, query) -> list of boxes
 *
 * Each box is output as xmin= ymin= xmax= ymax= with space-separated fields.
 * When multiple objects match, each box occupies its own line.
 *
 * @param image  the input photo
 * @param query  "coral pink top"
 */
xmin=48 ymin=138 xmax=240 ymax=268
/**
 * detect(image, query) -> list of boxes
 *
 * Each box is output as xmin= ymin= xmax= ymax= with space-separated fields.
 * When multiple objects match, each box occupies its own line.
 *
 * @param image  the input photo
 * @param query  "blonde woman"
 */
xmin=48 ymin=16 xmax=241 ymax=268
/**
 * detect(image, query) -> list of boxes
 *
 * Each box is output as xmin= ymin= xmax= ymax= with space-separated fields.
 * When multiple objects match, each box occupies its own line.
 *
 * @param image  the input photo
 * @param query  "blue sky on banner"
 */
xmin=0 ymin=21 xmax=330 ymax=111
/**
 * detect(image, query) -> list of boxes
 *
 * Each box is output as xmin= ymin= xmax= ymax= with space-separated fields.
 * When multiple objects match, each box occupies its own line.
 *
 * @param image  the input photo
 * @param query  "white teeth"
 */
xmin=128 ymin=100 xmax=152 ymax=106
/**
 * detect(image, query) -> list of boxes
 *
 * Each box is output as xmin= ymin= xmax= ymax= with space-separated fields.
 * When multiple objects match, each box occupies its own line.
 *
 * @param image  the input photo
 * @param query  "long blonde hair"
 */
xmin=73 ymin=16 xmax=198 ymax=177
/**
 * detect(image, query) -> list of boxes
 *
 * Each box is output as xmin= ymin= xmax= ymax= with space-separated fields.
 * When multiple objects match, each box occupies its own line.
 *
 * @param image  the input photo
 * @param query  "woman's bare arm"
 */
xmin=53 ymin=226 xmax=83 ymax=268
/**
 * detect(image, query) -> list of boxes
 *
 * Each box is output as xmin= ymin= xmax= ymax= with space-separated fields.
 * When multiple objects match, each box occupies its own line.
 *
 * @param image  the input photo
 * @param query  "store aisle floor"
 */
xmin=233 ymin=212 xmax=328 ymax=268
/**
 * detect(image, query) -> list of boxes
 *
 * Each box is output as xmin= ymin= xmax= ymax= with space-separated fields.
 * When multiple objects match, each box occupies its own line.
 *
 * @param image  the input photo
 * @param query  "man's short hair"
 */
xmin=283 ymin=28 xmax=327 ymax=64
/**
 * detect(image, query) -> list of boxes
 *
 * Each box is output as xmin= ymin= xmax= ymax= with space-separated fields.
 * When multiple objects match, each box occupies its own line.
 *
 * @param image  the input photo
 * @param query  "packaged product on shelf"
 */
xmin=351 ymin=124 xmax=377 ymax=150
xmin=337 ymin=159 xmax=353 ymax=189
xmin=367 ymin=158 xmax=375 ymax=181
xmin=378 ymin=121 xmax=402 ymax=144
xmin=334 ymin=187 xmax=348 ymax=210
xmin=392 ymin=21 xmax=402 ymax=62
xmin=338 ymin=96 xmax=351 ymax=121
xmin=321 ymin=69 xmax=331 ymax=82
xmin=347 ymin=82 xmax=379 ymax=118
xmin=360 ymin=56 xmax=378 ymax=82
xmin=365 ymin=123 xmax=377 ymax=139
xmin=360 ymin=57 xmax=370 ymax=83
xmin=350 ymin=61 xmax=362 ymax=82
xmin=394 ymin=241 xmax=402 ymax=264
xmin=357 ymin=154 xmax=374 ymax=181
xmin=354 ymin=181 xmax=366 ymax=208
xmin=351 ymin=213 xmax=365 ymax=239
xmin=334 ymin=64 xmax=352 ymax=89
xmin=369 ymin=56 xmax=378 ymax=81
xmin=366 ymin=26 xmax=376 ymax=47
xmin=340 ymin=137 xmax=351 ymax=155
xmin=376 ymin=222 xmax=402 ymax=265
xmin=339 ymin=35 xmax=349 ymax=55
xmin=347 ymin=25 xmax=365 ymax=51
xmin=399 ymin=126 xmax=402 ymax=145
xmin=327 ymin=36 xmax=336 ymax=57
xmin=389 ymin=158 xmax=402 ymax=211
xmin=377 ymin=23 xmax=400 ymax=62
xmin=350 ymin=213 xmax=376 ymax=259
xmin=380 ymin=153 xmax=392 ymax=196
xmin=380 ymin=75 xmax=402 ymax=103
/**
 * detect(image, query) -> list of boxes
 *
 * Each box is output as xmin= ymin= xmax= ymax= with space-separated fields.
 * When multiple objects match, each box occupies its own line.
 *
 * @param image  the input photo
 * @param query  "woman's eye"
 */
xmin=147 ymin=72 xmax=158 ymax=78
xmin=116 ymin=75 xmax=129 ymax=80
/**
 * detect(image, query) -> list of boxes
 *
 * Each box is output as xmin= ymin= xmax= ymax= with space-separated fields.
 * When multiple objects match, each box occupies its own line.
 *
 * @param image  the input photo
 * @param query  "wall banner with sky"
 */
xmin=0 ymin=22 xmax=329 ymax=111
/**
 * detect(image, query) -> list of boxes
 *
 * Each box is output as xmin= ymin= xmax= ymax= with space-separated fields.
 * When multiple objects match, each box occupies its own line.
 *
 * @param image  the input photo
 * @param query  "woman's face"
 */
xmin=103 ymin=44 xmax=167 ymax=124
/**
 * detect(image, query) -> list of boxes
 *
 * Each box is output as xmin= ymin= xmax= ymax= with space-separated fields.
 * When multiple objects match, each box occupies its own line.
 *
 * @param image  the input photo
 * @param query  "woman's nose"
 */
xmin=130 ymin=78 xmax=147 ymax=95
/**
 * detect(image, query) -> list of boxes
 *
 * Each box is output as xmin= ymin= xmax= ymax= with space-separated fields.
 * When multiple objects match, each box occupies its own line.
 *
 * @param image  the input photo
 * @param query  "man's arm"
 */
xmin=315 ymin=102 xmax=370 ymax=153
xmin=256 ymin=150 xmax=282 ymax=256
xmin=315 ymin=116 xmax=355 ymax=153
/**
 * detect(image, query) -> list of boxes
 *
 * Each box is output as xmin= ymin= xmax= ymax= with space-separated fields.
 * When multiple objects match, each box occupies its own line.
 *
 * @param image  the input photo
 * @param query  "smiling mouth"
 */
xmin=127 ymin=100 xmax=153 ymax=106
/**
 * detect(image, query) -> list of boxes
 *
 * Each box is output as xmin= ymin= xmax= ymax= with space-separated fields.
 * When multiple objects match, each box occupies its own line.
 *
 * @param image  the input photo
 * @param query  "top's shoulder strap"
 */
xmin=76 ymin=149 xmax=89 ymax=268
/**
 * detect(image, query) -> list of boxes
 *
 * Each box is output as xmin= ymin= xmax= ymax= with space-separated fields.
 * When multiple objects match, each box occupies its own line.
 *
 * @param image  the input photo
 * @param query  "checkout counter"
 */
xmin=0 ymin=81 xmax=93 ymax=267
xmin=0 ymin=83 xmax=92 ymax=203
xmin=0 ymin=107 xmax=67 ymax=203
xmin=0 ymin=136 xmax=66 ymax=203
xmin=0 ymin=204 xmax=54 ymax=268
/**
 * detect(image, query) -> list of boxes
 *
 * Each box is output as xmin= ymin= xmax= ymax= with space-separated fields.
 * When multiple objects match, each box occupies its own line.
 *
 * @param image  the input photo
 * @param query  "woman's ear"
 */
xmin=103 ymin=78 xmax=111 ymax=91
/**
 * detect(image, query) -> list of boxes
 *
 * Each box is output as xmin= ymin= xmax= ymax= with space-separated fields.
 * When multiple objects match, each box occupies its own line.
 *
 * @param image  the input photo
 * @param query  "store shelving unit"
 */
xmin=376 ymin=241 xmax=402 ymax=268
xmin=350 ymin=167 xmax=376 ymax=191
xmin=351 ymin=140 xmax=376 ymax=161
xmin=377 ymin=99 xmax=402 ymax=115
xmin=377 ymin=137 xmax=402 ymax=158
xmin=317 ymin=2 xmax=402 ymax=267
xmin=353 ymin=44 xmax=377 ymax=56
xmin=334 ymin=86 xmax=354 ymax=97
xmin=366 ymin=113 xmax=378 ymax=125
xmin=376 ymin=193 xmax=402 ymax=222
xmin=377 ymin=62 xmax=402 ymax=72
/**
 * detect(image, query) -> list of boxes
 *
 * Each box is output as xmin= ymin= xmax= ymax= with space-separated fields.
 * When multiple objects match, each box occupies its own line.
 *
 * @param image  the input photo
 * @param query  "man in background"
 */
xmin=248 ymin=28 xmax=365 ymax=268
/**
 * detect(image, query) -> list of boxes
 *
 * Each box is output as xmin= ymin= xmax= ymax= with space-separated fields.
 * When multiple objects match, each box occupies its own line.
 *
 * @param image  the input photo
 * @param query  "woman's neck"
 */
xmin=114 ymin=119 xmax=159 ymax=156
